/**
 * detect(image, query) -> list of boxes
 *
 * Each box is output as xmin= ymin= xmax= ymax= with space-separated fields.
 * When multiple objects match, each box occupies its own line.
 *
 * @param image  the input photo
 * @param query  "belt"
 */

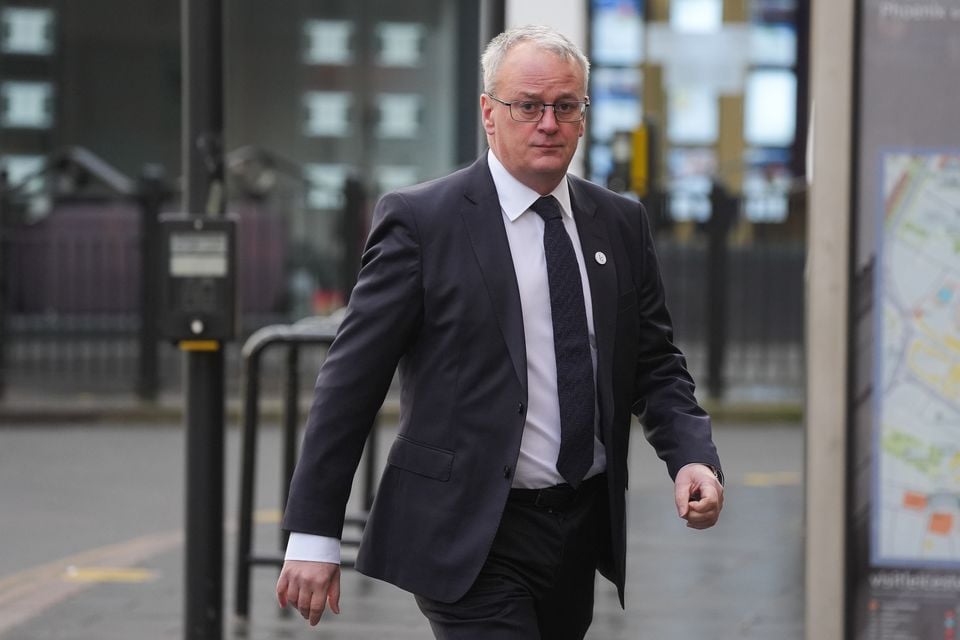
xmin=508 ymin=473 xmax=606 ymax=511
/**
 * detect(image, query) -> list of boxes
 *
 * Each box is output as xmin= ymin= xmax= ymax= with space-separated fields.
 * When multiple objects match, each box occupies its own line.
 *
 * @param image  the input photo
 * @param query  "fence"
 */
xmin=652 ymin=185 xmax=806 ymax=402
xmin=0 ymin=148 xmax=313 ymax=399
xmin=0 ymin=151 xmax=805 ymax=402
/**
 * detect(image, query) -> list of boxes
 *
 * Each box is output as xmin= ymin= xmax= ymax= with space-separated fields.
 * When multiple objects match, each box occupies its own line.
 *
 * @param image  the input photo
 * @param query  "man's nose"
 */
xmin=538 ymin=106 xmax=560 ymax=132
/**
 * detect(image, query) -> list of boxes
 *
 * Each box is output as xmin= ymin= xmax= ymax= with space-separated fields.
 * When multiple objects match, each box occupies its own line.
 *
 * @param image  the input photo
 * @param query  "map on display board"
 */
xmin=875 ymin=152 xmax=960 ymax=567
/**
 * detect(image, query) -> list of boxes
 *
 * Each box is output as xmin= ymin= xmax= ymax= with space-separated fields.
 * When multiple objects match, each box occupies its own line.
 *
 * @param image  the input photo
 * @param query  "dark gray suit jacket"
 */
xmin=283 ymin=155 xmax=721 ymax=605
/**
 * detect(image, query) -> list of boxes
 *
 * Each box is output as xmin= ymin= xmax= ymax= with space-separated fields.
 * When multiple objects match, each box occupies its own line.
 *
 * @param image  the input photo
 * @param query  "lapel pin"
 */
xmin=594 ymin=251 xmax=607 ymax=265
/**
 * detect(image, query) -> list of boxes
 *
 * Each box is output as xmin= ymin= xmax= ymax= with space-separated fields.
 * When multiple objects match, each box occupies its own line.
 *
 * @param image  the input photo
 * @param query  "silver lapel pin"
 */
xmin=594 ymin=251 xmax=607 ymax=265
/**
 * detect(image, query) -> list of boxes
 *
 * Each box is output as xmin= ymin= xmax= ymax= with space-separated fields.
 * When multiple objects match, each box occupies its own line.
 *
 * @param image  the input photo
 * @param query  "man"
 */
xmin=277 ymin=25 xmax=723 ymax=639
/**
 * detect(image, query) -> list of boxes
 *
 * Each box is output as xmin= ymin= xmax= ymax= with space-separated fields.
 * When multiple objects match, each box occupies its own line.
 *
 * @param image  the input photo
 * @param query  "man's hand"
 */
xmin=674 ymin=463 xmax=724 ymax=529
xmin=276 ymin=560 xmax=341 ymax=626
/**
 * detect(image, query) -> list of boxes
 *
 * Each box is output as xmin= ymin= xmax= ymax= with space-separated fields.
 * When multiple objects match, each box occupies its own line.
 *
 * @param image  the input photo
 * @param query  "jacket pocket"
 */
xmin=387 ymin=435 xmax=454 ymax=482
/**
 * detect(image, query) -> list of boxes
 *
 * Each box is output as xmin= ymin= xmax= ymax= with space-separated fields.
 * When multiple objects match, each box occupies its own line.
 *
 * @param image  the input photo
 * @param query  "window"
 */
xmin=376 ymin=22 xmax=423 ymax=67
xmin=744 ymin=69 xmax=797 ymax=147
xmin=305 ymin=163 xmax=349 ymax=209
xmin=304 ymin=20 xmax=352 ymax=65
xmin=1 ymin=7 xmax=55 ymax=55
xmin=671 ymin=0 xmax=722 ymax=32
xmin=1 ymin=81 xmax=54 ymax=128
xmin=376 ymin=94 xmax=420 ymax=139
xmin=303 ymin=91 xmax=352 ymax=137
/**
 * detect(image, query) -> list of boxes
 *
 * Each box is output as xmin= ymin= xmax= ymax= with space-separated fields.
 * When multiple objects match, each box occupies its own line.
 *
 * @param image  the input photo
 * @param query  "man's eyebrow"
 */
xmin=515 ymin=91 xmax=581 ymax=100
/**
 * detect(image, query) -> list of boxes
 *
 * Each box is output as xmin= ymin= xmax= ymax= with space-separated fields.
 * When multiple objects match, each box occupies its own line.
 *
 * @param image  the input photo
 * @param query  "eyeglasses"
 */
xmin=486 ymin=93 xmax=589 ymax=123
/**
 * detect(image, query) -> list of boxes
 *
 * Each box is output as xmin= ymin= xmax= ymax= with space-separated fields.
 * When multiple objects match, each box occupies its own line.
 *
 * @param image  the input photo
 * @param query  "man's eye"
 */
xmin=556 ymin=102 xmax=577 ymax=114
xmin=517 ymin=102 xmax=542 ymax=113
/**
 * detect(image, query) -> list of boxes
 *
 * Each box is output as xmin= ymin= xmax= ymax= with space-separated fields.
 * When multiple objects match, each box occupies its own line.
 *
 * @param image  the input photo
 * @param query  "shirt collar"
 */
xmin=487 ymin=149 xmax=573 ymax=223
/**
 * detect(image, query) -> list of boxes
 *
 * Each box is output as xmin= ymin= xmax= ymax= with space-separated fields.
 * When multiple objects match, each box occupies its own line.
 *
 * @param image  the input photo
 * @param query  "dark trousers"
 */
xmin=415 ymin=474 xmax=608 ymax=640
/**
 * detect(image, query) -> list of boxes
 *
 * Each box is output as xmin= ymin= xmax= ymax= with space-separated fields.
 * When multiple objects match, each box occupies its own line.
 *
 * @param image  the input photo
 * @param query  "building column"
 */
xmin=805 ymin=0 xmax=856 ymax=638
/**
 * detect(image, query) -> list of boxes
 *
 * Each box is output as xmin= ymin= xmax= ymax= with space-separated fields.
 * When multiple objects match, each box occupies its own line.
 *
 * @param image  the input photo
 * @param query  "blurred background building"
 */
xmin=0 ymin=0 xmax=808 ymax=403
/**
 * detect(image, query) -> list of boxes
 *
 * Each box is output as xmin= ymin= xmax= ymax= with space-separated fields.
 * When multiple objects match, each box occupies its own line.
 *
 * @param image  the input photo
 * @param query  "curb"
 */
xmin=0 ymin=397 xmax=801 ymax=426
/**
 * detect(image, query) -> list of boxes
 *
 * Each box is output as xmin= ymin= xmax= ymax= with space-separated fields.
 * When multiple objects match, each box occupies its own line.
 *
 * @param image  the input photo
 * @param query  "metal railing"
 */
xmin=233 ymin=315 xmax=380 ymax=624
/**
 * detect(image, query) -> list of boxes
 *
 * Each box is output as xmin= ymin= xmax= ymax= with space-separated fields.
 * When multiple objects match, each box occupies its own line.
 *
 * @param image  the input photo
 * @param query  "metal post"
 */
xmin=341 ymin=177 xmax=365 ymax=303
xmin=281 ymin=345 xmax=299 ymax=543
xmin=181 ymin=1 xmax=225 ymax=639
xmin=137 ymin=165 xmax=166 ymax=401
xmin=234 ymin=348 xmax=261 ymax=622
xmin=476 ymin=0 xmax=505 ymax=153
xmin=0 ymin=169 xmax=7 ymax=399
xmin=456 ymin=0 xmax=483 ymax=165
xmin=706 ymin=182 xmax=734 ymax=399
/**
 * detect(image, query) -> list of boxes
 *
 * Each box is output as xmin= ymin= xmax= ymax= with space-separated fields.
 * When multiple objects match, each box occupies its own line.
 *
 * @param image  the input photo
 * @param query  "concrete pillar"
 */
xmin=805 ymin=0 xmax=856 ymax=638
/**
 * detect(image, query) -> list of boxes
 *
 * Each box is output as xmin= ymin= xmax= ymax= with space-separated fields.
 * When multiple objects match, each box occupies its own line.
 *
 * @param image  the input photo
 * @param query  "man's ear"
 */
xmin=480 ymin=94 xmax=496 ymax=135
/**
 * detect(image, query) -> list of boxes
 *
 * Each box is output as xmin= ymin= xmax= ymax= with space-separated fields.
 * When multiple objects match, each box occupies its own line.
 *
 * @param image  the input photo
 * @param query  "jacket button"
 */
xmin=517 ymin=402 xmax=524 ymax=414
xmin=503 ymin=465 xmax=512 ymax=479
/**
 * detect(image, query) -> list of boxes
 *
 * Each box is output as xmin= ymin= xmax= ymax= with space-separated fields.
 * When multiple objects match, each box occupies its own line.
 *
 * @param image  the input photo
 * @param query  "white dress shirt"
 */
xmin=285 ymin=150 xmax=606 ymax=564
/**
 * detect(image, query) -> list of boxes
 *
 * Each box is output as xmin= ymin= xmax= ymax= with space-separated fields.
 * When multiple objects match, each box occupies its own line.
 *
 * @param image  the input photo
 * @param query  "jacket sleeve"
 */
xmin=628 ymin=203 xmax=722 ymax=480
xmin=282 ymin=191 xmax=424 ymax=537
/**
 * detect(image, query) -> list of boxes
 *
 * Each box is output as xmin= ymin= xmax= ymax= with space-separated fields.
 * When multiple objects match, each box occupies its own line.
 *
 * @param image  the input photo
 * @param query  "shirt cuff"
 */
xmin=284 ymin=532 xmax=341 ymax=565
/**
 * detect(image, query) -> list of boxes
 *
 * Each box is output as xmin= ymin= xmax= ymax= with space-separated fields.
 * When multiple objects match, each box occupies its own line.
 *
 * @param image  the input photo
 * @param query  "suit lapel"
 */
xmin=460 ymin=158 xmax=528 ymax=393
xmin=569 ymin=179 xmax=617 ymax=435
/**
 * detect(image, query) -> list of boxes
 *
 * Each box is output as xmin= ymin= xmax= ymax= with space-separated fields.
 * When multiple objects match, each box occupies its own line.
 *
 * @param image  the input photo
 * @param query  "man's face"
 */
xmin=481 ymin=42 xmax=587 ymax=195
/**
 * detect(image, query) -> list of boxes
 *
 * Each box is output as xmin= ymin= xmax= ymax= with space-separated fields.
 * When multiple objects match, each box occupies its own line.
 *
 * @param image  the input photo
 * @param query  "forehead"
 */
xmin=495 ymin=42 xmax=585 ymax=95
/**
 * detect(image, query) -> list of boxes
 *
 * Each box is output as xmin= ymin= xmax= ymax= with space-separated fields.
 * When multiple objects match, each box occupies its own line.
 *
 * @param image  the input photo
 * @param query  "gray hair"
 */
xmin=481 ymin=25 xmax=590 ymax=95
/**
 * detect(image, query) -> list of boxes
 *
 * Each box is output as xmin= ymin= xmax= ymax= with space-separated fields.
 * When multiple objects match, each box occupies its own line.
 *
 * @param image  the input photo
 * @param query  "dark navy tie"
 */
xmin=531 ymin=196 xmax=595 ymax=488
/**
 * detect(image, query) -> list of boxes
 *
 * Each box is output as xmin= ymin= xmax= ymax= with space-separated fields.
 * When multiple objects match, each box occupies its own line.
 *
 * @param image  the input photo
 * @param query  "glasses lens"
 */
xmin=511 ymin=101 xmax=543 ymax=122
xmin=554 ymin=102 xmax=582 ymax=122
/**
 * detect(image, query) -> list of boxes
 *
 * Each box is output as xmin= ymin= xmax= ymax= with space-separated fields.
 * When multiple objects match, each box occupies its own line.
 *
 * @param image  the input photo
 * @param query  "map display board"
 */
xmin=875 ymin=152 xmax=960 ymax=566
xmin=851 ymin=1 xmax=960 ymax=638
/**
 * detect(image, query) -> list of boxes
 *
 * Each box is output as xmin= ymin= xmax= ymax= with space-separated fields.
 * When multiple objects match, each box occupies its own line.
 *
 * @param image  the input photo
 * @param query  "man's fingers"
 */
xmin=674 ymin=479 xmax=692 ymax=517
xmin=275 ymin=574 xmax=289 ymax=608
xmin=308 ymin=589 xmax=327 ymax=625
xmin=328 ymin=568 xmax=342 ymax=615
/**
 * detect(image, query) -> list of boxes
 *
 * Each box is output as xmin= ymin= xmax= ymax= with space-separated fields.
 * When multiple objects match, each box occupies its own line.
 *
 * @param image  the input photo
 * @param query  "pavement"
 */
xmin=0 ymin=406 xmax=804 ymax=639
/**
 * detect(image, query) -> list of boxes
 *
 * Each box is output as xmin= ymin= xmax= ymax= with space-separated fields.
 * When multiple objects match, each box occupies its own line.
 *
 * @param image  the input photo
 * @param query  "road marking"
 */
xmin=63 ymin=566 xmax=159 ymax=584
xmin=743 ymin=471 xmax=802 ymax=486
xmin=0 ymin=530 xmax=182 ymax=636
xmin=254 ymin=508 xmax=283 ymax=524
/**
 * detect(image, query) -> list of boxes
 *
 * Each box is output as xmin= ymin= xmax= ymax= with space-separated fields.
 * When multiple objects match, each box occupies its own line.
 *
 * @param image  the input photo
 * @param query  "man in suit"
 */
xmin=277 ymin=25 xmax=723 ymax=639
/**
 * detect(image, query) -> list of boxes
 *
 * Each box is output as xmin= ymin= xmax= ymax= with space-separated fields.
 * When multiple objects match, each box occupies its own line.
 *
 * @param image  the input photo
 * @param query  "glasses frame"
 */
xmin=486 ymin=93 xmax=590 ymax=123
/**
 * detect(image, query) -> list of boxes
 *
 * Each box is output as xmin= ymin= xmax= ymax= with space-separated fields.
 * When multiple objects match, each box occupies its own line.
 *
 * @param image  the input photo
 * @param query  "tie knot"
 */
xmin=531 ymin=196 xmax=563 ymax=222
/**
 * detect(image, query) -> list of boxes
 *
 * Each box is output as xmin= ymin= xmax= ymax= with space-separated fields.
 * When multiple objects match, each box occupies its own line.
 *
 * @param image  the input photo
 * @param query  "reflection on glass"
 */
xmin=376 ymin=22 xmax=423 ymax=67
xmin=0 ymin=154 xmax=44 ymax=185
xmin=750 ymin=23 xmax=797 ymax=67
xmin=671 ymin=0 xmax=722 ymax=33
xmin=669 ymin=176 xmax=712 ymax=221
xmin=1 ymin=81 xmax=54 ymax=128
xmin=377 ymin=165 xmax=418 ymax=195
xmin=1 ymin=153 xmax=48 ymax=220
xmin=744 ymin=69 xmax=796 ymax=147
xmin=305 ymin=163 xmax=349 ymax=209
xmin=590 ymin=67 xmax=642 ymax=142
xmin=377 ymin=94 xmax=420 ymax=139
xmin=743 ymin=169 xmax=791 ymax=222
xmin=667 ymin=148 xmax=716 ymax=221
xmin=591 ymin=0 xmax=644 ymax=65
xmin=303 ymin=91 xmax=352 ymax=137
xmin=1 ymin=7 xmax=54 ymax=55
xmin=667 ymin=86 xmax=718 ymax=145
xmin=590 ymin=144 xmax=614 ymax=185
xmin=304 ymin=20 xmax=352 ymax=65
